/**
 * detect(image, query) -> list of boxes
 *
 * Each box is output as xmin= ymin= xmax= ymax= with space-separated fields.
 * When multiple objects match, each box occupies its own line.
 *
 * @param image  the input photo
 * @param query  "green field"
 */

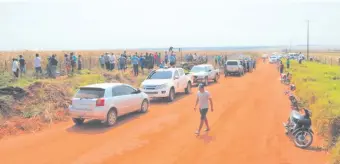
xmin=287 ymin=60 xmax=340 ymax=163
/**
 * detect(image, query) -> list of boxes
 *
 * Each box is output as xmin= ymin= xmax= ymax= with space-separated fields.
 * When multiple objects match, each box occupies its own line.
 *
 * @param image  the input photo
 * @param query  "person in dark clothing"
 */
xmin=50 ymin=54 xmax=58 ymax=78
xmin=78 ymin=55 xmax=82 ymax=70
xmin=139 ymin=55 xmax=145 ymax=74
xmin=279 ymin=62 xmax=284 ymax=74
xmin=18 ymin=55 xmax=26 ymax=75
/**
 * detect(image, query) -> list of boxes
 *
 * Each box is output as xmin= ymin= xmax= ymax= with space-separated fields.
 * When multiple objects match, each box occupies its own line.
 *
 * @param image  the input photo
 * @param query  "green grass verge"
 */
xmin=287 ymin=60 xmax=340 ymax=163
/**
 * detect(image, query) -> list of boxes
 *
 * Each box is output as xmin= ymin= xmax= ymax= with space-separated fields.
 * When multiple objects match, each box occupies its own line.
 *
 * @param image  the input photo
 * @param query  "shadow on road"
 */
xmin=150 ymin=92 xmax=189 ymax=105
xmin=66 ymin=111 xmax=145 ymax=134
xmin=197 ymin=132 xmax=216 ymax=144
xmin=304 ymin=146 xmax=327 ymax=152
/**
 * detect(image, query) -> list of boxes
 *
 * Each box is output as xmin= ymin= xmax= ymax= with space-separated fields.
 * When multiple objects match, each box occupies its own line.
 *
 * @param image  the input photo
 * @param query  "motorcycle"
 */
xmin=283 ymin=108 xmax=314 ymax=149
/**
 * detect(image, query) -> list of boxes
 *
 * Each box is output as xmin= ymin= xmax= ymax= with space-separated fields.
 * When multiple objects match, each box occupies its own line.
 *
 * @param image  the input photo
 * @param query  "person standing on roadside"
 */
xmin=132 ymin=53 xmax=139 ymax=76
xmin=12 ymin=58 xmax=20 ymax=78
xmin=18 ymin=55 xmax=26 ymax=75
xmin=99 ymin=55 xmax=105 ymax=69
xmin=194 ymin=83 xmax=214 ymax=135
xmin=279 ymin=61 xmax=284 ymax=74
xmin=139 ymin=54 xmax=145 ymax=74
xmin=64 ymin=54 xmax=71 ymax=75
xmin=50 ymin=54 xmax=58 ymax=78
xmin=78 ymin=55 xmax=82 ymax=71
xmin=119 ymin=54 xmax=127 ymax=72
xmin=34 ymin=53 xmax=43 ymax=76
xmin=286 ymin=58 xmax=290 ymax=69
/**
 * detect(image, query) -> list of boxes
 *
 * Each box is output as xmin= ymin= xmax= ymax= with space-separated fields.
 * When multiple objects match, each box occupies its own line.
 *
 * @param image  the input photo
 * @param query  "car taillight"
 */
xmin=96 ymin=98 xmax=105 ymax=106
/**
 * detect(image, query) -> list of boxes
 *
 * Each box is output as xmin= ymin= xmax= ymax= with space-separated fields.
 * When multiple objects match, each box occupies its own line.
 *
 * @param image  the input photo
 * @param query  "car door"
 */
xmin=178 ymin=68 xmax=186 ymax=91
xmin=173 ymin=70 xmax=181 ymax=92
xmin=207 ymin=65 xmax=215 ymax=80
xmin=112 ymin=85 xmax=131 ymax=116
xmin=121 ymin=85 xmax=141 ymax=113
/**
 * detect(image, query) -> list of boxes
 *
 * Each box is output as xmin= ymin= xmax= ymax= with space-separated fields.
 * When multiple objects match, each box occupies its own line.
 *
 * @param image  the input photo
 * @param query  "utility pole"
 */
xmin=307 ymin=20 xmax=310 ymax=60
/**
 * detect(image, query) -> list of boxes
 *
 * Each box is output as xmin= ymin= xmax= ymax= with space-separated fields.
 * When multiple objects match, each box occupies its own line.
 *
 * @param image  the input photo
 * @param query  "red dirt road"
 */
xmin=0 ymin=63 xmax=328 ymax=164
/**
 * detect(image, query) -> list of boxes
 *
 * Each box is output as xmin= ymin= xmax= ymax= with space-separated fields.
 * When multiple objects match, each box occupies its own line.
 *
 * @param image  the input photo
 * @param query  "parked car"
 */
xmin=140 ymin=67 xmax=192 ymax=102
xmin=224 ymin=60 xmax=244 ymax=76
xmin=189 ymin=64 xmax=220 ymax=86
xmin=269 ymin=56 xmax=278 ymax=63
xmin=69 ymin=83 xmax=149 ymax=126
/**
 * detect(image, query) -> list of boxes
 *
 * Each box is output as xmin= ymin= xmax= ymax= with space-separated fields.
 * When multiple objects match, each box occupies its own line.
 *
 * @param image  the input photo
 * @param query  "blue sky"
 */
xmin=0 ymin=0 xmax=339 ymax=50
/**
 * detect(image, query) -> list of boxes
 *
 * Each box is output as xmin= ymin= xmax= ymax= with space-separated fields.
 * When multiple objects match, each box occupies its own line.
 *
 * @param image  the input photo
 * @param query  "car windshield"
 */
xmin=190 ymin=66 xmax=207 ymax=72
xmin=74 ymin=88 xmax=105 ymax=99
xmin=148 ymin=71 xmax=173 ymax=79
xmin=227 ymin=61 xmax=238 ymax=65
xmin=270 ymin=56 xmax=277 ymax=59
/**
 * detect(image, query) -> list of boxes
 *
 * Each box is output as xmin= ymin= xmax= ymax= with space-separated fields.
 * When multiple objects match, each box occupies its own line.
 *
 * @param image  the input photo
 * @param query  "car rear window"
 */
xmin=75 ymin=88 xmax=105 ymax=99
xmin=227 ymin=61 xmax=238 ymax=65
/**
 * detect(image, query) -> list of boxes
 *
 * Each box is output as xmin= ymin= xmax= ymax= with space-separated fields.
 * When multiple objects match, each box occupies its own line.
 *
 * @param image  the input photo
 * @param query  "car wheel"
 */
xmin=204 ymin=77 xmax=209 ymax=86
xmin=185 ymin=82 xmax=191 ymax=94
xmin=168 ymin=88 xmax=175 ymax=102
xmin=106 ymin=109 xmax=117 ymax=126
xmin=72 ymin=118 xmax=84 ymax=125
xmin=140 ymin=99 xmax=149 ymax=113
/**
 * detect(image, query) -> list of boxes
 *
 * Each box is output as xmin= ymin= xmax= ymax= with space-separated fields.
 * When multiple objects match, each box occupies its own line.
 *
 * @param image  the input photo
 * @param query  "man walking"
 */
xmin=194 ymin=83 xmax=214 ymax=135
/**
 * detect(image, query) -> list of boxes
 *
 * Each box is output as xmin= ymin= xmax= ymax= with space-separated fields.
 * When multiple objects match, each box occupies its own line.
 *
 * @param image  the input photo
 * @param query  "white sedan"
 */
xmin=69 ymin=83 xmax=149 ymax=126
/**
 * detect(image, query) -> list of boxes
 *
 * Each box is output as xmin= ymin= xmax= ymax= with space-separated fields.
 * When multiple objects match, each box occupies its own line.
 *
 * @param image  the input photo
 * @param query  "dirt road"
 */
xmin=0 ymin=62 xmax=327 ymax=164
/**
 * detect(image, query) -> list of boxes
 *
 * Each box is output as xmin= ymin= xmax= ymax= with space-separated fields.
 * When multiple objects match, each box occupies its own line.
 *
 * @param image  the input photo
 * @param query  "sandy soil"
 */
xmin=0 ymin=62 xmax=328 ymax=164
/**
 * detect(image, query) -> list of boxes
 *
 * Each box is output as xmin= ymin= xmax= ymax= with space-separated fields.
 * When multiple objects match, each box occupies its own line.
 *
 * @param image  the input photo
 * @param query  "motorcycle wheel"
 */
xmin=293 ymin=130 xmax=313 ymax=149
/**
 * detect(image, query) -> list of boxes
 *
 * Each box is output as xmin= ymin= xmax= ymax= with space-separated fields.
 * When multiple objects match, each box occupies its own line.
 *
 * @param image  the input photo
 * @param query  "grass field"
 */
xmin=287 ymin=60 xmax=340 ymax=163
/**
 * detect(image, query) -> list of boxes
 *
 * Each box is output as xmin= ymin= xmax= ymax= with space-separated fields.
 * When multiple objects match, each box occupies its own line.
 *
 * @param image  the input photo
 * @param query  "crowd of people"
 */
xmin=11 ymin=52 xmax=83 ymax=79
xmin=98 ymin=51 xmax=178 ymax=76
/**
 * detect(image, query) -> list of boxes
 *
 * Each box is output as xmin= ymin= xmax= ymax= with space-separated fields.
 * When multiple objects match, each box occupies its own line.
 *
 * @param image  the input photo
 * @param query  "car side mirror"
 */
xmin=133 ymin=89 xmax=141 ymax=94
xmin=174 ymin=76 xmax=179 ymax=79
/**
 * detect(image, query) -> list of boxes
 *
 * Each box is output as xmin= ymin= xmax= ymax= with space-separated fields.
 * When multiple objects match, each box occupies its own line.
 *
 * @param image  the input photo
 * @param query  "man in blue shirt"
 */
xmin=131 ymin=53 xmax=139 ymax=76
xmin=170 ymin=54 xmax=176 ymax=67
xmin=139 ymin=54 xmax=145 ymax=74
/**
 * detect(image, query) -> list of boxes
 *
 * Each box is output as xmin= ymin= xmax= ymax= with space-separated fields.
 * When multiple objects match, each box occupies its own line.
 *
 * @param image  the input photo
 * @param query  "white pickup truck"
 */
xmin=189 ymin=64 xmax=220 ymax=86
xmin=140 ymin=68 xmax=192 ymax=102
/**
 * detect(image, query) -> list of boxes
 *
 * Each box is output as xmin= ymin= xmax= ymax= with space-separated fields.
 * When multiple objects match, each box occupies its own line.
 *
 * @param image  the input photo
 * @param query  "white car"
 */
xmin=189 ymin=64 xmax=220 ymax=86
xmin=269 ymin=56 xmax=278 ymax=63
xmin=140 ymin=68 xmax=192 ymax=102
xmin=69 ymin=83 xmax=149 ymax=126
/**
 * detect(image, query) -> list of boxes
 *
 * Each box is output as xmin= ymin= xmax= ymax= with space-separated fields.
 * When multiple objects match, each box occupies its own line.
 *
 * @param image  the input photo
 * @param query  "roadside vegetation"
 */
xmin=288 ymin=60 xmax=340 ymax=163
xmin=0 ymin=69 xmax=146 ymax=139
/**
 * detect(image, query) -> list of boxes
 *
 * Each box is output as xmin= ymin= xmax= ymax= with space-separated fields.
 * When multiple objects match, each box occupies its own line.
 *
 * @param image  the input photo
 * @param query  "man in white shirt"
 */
xmin=194 ymin=83 xmax=214 ymax=135
xmin=34 ymin=54 xmax=42 ymax=75
xmin=12 ymin=58 xmax=20 ymax=78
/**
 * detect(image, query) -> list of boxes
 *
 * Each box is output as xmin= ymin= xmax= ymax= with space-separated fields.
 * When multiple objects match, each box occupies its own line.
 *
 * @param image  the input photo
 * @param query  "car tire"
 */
xmin=140 ymin=99 xmax=149 ymax=113
xmin=72 ymin=118 xmax=85 ymax=125
xmin=185 ymin=82 xmax=191 ymax=94
xmin=168 ymin=88 xmax=175 ymax=102
xmin=106 ymin=109 xmax=117 ymax=127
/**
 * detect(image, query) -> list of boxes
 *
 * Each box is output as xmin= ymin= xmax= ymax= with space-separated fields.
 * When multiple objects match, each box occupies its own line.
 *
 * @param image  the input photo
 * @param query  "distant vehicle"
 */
xmin=189 ymin=64 xmax=220 ymax=86
xmin=140 ymin=67 xmax=192 ymax=102
xmin=69 ymin=83 xmax=149 ymax=126
xmin=269 ymin=56 xmax=278 ymax=63
xmin=224 ymin=60 xmax=244 ymax=76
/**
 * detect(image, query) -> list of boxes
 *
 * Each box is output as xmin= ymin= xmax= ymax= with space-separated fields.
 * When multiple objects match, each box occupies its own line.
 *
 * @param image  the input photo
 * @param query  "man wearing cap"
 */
xmin=194 ymin=83 xmax=214 ymax=135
